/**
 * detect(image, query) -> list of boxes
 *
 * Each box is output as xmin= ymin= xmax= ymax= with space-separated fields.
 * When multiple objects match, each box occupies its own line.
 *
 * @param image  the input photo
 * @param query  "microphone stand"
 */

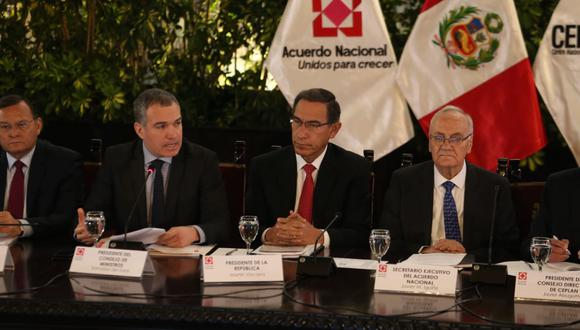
xmin=109 ymin=167 xmax=155 ymax=250
xmin=296 ymin=213 xmax=341 ymax=277
xmin=471 ymin=185 xmax=507 ymax=285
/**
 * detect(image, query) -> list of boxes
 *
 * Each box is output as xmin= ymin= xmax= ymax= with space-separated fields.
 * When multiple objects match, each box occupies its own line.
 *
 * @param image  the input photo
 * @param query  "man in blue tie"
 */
xmin=379 ymin=106 xmax=519 ymax=262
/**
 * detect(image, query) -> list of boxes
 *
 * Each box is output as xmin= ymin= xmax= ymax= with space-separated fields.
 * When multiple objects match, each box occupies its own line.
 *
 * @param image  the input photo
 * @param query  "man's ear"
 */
xmin=134 ymin=122 xmax=145 ymax=139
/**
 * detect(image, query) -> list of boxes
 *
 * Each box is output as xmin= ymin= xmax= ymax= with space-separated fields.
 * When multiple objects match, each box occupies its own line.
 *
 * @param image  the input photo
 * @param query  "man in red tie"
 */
xmin=246 ymin=88 xmax=371 ymax=248
xmin=0 ymin=95 xmax=83 ymax=238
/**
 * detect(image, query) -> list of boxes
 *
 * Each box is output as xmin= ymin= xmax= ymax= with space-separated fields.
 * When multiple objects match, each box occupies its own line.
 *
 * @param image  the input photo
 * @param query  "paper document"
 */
xmin=401 ymin=253 xmax=466 ymax=266
xmin=147 ymin=244 xmax=215 ymax=257
xmin=253 ymin=244 xmax=316 ymax=258
xmin=211 ymin=248 xmax=250 ymax=256
xmin=334 ymin=258 xmax=378 ymax=270
xmin=109 ymin=227 xmax=166 ymax=245
xmin=499 ymin=261 xmax=580 ymax=276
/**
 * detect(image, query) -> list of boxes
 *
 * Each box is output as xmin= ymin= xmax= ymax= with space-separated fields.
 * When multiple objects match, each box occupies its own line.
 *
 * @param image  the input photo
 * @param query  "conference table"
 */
xmin=0 ymin=239 xmax=579 ymax=329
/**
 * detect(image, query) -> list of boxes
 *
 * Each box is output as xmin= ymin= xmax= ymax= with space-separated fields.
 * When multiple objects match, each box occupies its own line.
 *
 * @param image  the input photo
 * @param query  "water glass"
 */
xmin=239 ymin=215 xmax=259 ymax=254
xmin=369 ymin=229 xmax=391 ymax=277
xmin=85 ymin=211 xmax=106 ymax=247
xmin=530 ymin=237 xmax=551 ymax=271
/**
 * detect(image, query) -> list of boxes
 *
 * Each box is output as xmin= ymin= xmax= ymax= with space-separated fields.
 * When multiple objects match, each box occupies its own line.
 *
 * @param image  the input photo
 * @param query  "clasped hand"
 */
xmin=265 ymin=211 xmax=322 ymax=246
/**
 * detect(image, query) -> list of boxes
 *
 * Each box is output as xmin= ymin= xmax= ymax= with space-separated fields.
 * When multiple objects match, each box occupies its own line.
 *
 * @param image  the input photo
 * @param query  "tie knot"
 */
xmin=13 ymin=160 xmax=24 ymax=170
xmin=150 ymin=159 xmax=164 ymax=170
xmin=442 ymin=181 xmax=455 ymax=192
xmin=303 ymin=163 xmax=316 ymax=175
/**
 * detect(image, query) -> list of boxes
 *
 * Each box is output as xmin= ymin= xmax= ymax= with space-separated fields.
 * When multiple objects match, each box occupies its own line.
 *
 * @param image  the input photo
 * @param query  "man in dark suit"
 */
xmin=379 ymin=106 xmax=519 ymax=262
xmin=75 ymin=88 xmax=229 ymax=247
xmin=523 ymin=168 xmax=580 ymax=263
xmin=0 ymin=95 xmax=83 ymax=238
xmin=246 ymin=88 xmax=371 ymax=248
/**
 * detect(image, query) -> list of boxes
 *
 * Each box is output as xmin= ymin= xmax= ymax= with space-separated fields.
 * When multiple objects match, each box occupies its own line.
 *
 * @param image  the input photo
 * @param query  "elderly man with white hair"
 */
xmin=378 ymin=106 xmax=519 ymax=263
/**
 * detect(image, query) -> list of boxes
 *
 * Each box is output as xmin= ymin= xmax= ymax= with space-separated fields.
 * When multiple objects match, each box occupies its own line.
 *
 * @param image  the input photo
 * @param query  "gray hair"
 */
xmin=133 ymin=88 xmax=179 ymax=124
xmin=429 ymin=105 xmax=473 ymax=136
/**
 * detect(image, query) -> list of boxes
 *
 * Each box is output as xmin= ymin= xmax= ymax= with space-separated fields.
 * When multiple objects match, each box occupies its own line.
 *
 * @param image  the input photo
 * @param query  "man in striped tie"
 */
xmin=246 ymin=88 xmax=371 ymax=249
xmin=379 ymin=106 xmax=519 ymax=263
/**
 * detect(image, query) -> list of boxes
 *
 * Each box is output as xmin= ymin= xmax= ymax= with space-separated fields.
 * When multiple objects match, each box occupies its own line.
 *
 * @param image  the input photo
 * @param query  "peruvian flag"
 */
xmin=397 ymin=0 xmax=546 ymax=170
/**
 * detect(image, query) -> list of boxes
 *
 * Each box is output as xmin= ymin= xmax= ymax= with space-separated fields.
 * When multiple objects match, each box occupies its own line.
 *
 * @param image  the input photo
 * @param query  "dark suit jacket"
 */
xmin=245 ymin=143 xmax=371 ymax=248
xmin=524 ymin=168 xmax=580 ymax=263
xmin=379 ymin=160 xmax=519 ymax=263
xmin=0 ymin=139 xmax=83 ymax=238
xmin=85 ymin=139 xmax=229 ymax=244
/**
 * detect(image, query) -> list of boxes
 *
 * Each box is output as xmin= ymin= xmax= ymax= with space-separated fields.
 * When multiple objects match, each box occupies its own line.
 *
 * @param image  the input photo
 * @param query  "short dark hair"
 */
xmin=292 ymin=88 xmax=341 ymax=124
xmin=0 ymin=95 xmax=38 ymax=118
xmin=133 ymin=88 xmax=179 ymax=124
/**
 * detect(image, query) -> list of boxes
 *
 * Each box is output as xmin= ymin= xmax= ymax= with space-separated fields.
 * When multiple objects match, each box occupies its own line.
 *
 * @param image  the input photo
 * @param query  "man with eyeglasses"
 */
xmin=0 ymin=95 xmax=83 ymax=239
xmin=379 ymin=106 xmax=519 ymax=262
xmin=246 ymin=88 xmax=371 ymax=248
xmin=74 ymin=88 xmax=229 ymax=247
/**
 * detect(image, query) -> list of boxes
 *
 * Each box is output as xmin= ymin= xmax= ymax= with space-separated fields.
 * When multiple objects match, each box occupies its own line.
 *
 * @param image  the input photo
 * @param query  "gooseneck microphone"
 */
xmin=311 ymin=212 xmax=342 ymax=257
xmin=109 ymin=166 xmax=154 ymax=250
xmin=297 ymin=212 xmax=341 ymax=277
xmin=471 ymin=185 xmax=507 ymax=285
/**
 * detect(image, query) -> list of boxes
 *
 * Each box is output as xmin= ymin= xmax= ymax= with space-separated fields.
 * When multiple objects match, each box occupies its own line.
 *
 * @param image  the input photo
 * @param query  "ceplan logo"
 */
xmin=313 ymin=0 xmax=362 ymax=37
xmin=432 ymin=6 xmax=504 ymax=70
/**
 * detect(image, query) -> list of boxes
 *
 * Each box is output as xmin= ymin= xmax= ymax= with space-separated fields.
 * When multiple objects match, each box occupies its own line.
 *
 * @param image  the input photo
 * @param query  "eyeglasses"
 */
xmin=0 ymin=119 xmax=35 ymax=133
xmin=430 ymin=133 xmax=472 ymax=145
xmin=290 ymin=116 xmax=332 ymax=130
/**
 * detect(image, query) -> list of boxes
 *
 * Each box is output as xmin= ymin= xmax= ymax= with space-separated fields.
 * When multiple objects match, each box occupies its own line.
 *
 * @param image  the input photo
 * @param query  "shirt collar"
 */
xmin=142 ymin=143 xmax=173 ymax=166
xmin=434 ymin=160 xmax=467 ymax=190
xmin=6 ymin=145 xmax=36 ymax=169
xmin=295 ymin=145 xmax=328 ymax=172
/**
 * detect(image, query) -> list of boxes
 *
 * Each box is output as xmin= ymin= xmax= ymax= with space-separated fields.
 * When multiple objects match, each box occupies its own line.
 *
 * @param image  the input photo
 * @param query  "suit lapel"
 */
xmin=462 ymin=163 xmax=478 ymax=246
xmin=278 ymin=147 xmax=297 ymax=215
xmin=418 ymin=162 xmax=435 ymax=244
xmin=125 ymin=144 xmax=147 ymax=228
xmin=26 ymin=142 xmax=47 ymax=216
xmin=312 ymin=145 xmax=336 ymax=227
xmin=0 ymin=153 xmax=7 ymax=210
xmin=164 ymin=147 xmax=185 ymax=228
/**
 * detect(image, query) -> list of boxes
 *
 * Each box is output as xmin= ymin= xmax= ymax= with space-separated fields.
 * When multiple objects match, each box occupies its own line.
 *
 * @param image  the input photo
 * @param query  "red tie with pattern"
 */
xmin=297 ymin=163 xmax=315 ymax=223
xmin=7 ymin=160 xmax=25 ymax=219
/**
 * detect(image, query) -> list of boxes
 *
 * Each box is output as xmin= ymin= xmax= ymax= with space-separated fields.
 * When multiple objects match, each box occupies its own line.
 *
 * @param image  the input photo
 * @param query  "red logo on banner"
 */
xmin=517 ymin=272 xmax=527 ymax=281
xmin=378 ymin=264 xmax=388 ymax=272
xmin=76 ymin=248 xmax=86 ymax=256
xmin=205 ymin=256 xmax=214 ymax=265
xmin=313 ymin=0 xmax=362 ymax=37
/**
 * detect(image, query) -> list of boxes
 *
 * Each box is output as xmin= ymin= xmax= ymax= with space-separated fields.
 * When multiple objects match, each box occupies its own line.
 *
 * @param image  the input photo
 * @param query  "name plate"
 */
xmin=374 ymin=263 xmax=458 ymax=296
xmin=0 ymin=246 xmax=14 ymax=274
xmin=202 ymin=255 xmax=283 ymax=284
xmin=69 ymin=246 xmax=155 ymax=279
xmin=515 ymin=270 xmax=580 ymax=303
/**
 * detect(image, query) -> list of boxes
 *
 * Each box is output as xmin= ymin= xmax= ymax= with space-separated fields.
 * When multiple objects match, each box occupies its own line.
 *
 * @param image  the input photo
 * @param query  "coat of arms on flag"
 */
xmin=432 ymin=6 xmax=504 ymax=70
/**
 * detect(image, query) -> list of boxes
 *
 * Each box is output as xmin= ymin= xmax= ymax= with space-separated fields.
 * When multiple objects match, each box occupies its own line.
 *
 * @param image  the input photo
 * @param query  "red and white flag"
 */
xmin=534 ymin=0 xmax=580 ymax=165
xmin=397 ymin=0 xmax=546 ymax=170
xmin=266 ymin=0 xmax=414 ymax=159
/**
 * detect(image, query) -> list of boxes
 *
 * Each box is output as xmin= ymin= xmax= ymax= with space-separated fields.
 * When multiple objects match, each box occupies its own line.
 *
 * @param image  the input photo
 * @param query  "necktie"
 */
xmin=442 ymin=181 xmax=461 ymax=242
xmin=7 ymin=160 xmax=25 ymax=219
xmin=297 ymin=163 xmax=315 ymax=223
xmin=150 ymin=159 xmax=165 ymax=226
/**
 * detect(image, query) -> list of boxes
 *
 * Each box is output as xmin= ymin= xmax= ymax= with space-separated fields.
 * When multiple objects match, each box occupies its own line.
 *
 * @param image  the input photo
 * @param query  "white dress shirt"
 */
xmin=430 ymin=161 xmax=467 ymax=245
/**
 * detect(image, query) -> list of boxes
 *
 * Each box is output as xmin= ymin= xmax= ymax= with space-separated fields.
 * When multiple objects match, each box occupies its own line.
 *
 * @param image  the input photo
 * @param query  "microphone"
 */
xmin=109 ymin=166 xmax=155 ymax=250
xmin=471 ymin=185 xmax=507 ymax=285
xmin=297 ymin=212 xmax=341 ymax=277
